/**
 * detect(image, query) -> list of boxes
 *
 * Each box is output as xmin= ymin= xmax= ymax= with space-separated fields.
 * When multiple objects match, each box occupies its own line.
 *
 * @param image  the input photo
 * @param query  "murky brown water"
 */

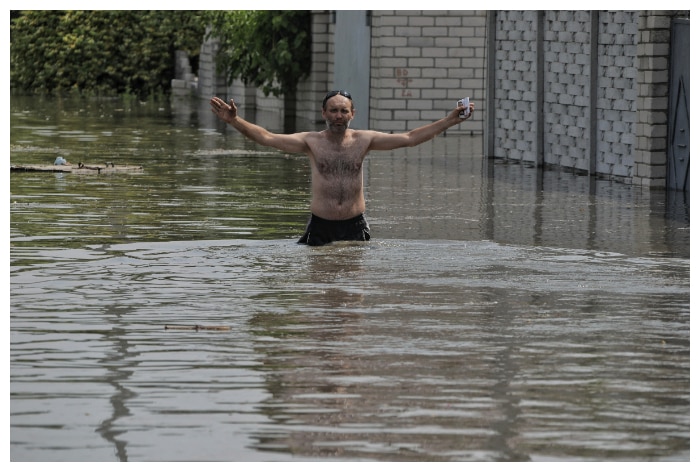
xmin=10 ymin=94 xmax=690 ymax=461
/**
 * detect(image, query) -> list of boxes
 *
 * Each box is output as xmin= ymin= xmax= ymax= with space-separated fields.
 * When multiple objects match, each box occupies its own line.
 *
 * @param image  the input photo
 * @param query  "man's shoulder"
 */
xmin=348 ymin=129 xmax=385 ymax=140
xmin=299 ymin=130 xmax=326 ymax=145
xmin=353 ymin=129 xmax=389 ymax=136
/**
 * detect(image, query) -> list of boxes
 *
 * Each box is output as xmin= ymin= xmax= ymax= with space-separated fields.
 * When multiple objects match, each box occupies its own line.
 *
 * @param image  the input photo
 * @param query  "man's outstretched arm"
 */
xmin=367 ymin=101 xmax=475 ymax=151
xmin=210 ymin=97 xmax=309 ymax=155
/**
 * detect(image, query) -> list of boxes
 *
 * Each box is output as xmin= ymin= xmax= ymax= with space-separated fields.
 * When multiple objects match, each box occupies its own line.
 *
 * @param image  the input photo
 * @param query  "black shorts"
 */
xmin=297 ymin=213 xmax=370 ymax=246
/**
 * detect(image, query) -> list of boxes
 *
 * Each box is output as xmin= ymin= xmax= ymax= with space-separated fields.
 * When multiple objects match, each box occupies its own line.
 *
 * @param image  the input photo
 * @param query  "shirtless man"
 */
xmin=210 ymin=90 xmax=475 ymax=245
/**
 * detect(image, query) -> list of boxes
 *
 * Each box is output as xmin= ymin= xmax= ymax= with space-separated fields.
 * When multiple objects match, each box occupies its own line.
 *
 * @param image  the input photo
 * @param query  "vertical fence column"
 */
xmin=485 ymin=11 xmax=497 ymax=160
xmin=536 ymin=11 xmax=545 ymax=168
xmin=588 ymin=11 xmax=599 ymax=177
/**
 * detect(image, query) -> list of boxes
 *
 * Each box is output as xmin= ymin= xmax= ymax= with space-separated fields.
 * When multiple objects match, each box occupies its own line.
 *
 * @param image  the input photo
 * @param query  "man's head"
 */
xmin=322 ymin=90 xmax=353 ymax=110
xmin=322 ymin=90 xmax=355 ymax=133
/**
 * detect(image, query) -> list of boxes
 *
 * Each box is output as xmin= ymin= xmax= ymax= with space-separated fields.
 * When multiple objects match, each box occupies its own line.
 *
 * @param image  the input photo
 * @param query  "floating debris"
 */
xmin=11 ymin=163 xmax=144 ymax=174
xmin=164 ymin=325 xmax=231 ymax=331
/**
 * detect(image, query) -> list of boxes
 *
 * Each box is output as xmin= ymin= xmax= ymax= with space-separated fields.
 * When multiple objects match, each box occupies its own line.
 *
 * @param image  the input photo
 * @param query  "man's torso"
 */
xmin=305 ymin=130 xmax=370 ymax=220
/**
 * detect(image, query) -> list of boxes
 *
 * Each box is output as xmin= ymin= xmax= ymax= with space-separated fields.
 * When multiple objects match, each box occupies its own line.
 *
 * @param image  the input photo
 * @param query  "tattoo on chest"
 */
xmin=315 ymin=154 xmax=362 ymax=179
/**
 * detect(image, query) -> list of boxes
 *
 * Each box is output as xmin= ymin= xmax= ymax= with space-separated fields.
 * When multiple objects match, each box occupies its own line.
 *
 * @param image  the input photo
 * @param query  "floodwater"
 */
xmin=9 ymin=94 xmax=690 ymax=461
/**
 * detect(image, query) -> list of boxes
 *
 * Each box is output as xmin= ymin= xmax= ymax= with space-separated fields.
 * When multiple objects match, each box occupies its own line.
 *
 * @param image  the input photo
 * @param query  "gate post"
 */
xmin=634 ymin=11 xmax=673 ymax=188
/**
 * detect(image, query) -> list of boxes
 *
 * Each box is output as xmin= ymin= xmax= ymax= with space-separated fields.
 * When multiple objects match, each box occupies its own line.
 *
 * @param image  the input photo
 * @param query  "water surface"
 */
xmin=10 ymin=94 xmax=690 ymax=461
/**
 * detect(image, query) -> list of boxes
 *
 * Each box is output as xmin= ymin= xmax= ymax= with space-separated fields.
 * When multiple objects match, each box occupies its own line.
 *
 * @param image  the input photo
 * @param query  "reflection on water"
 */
xmin=10 ymin=95 xmax=689 ymax=461
xmin=10 ymin=240 xmax=689 ymax=461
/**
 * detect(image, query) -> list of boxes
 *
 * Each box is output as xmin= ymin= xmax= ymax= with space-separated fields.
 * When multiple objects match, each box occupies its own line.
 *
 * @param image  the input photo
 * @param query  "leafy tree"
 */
xmin=207 ymin=11 xmax=312 ymax=132
xmin=10 ymin=11 xmax=207 ymax=98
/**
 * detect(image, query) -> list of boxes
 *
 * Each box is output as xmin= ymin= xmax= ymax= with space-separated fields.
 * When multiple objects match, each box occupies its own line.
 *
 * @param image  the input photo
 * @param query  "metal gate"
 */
xmin=667 ymin=18 xmax=690 ymax=191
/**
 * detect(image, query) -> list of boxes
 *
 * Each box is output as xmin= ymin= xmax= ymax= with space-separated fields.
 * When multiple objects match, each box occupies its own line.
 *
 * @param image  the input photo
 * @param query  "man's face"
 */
xmin=322 ymin=95 xmax=354 ymax=133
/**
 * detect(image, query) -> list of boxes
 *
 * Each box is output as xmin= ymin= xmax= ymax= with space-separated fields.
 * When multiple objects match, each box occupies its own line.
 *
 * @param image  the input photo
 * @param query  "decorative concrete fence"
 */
xmin=485 ymin=10 xmax=689 ymax=188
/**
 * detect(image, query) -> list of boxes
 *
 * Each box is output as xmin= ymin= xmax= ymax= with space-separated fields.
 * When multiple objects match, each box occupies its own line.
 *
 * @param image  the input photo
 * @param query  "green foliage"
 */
xmin=207 ymin=10 xmax=311 ymax=97
xmin=10 ymin=11 xmax=207 ymax=97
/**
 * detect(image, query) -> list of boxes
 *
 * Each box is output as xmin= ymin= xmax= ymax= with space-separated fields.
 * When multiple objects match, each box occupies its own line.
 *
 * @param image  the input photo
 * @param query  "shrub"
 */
xmin=10 ymin=10 xmax=207 ymax=98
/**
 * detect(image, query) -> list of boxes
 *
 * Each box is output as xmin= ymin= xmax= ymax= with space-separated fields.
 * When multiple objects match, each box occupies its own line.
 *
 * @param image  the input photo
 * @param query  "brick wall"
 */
xmin=369 ymin=11 xmax=485 ymax=134
xmin=634 ymin=11 xmax=674 ymax=187
xmin=294 ymin=11 xmax=334 ymax=129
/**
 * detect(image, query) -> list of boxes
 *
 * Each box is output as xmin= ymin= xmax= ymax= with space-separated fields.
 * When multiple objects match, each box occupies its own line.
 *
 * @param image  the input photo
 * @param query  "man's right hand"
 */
xmin=210 ymin=97 xmax=237 ymax=124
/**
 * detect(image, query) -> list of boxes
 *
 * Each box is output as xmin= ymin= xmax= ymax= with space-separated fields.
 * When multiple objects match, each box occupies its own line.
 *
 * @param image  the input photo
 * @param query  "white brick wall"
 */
xmin=633 ymin=10 xmax=673 ymax=187
xmin=369 ymin=11 xmax=486 ymax=134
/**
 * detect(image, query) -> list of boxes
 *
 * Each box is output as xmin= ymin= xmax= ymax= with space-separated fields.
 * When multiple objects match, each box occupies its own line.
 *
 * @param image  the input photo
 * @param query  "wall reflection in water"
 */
xmin=364 ymin=138 xmax=688 ymax=259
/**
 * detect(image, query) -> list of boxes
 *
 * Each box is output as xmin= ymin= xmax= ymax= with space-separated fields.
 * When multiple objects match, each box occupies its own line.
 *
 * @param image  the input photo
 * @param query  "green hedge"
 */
xmin=10 ymin=11 xmax=206 ymax=97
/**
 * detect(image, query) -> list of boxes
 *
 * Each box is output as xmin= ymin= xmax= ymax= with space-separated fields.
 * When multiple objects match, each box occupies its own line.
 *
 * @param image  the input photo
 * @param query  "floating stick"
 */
xmin=164 ymin=325 xmax=231 ymax=331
